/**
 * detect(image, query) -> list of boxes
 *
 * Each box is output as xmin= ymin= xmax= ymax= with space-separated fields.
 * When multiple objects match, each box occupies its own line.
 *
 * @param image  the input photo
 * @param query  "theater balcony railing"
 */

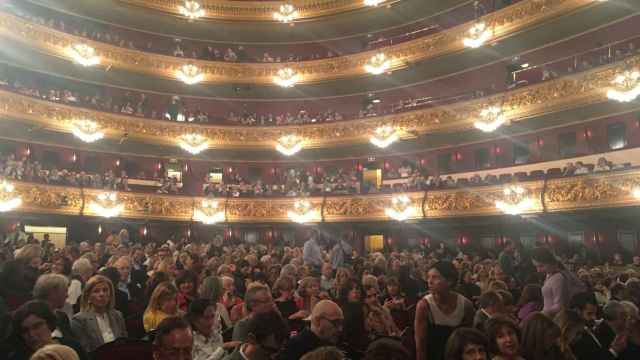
xmin=4 ymin=168 xmax=640 ymax=222
xmin=0 ymin=53 xmax=637 ymax=150
xmin=0 ymin=0 xmax=595 ymax=85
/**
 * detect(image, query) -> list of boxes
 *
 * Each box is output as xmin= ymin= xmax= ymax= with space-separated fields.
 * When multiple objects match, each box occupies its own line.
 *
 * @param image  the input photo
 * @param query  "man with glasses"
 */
xmin=279 ymin=300 xmax=344 ymax=359
xmin=223 ymin=311 xmax=288 ymax=360
xmin=153 ymin=317 xmax=194 ymax=360
xmin=232 ymin=283 xmax=278 ymax=342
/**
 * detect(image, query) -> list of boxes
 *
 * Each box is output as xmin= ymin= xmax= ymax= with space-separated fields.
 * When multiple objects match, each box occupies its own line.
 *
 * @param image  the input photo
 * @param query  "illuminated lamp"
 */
xmin=273 ymin=68 xmax=300 ymax=88
xmin=178 ymin=1 xmax=205 ymax=20
xmin=276 ymin=135 xmax=304 ymax=156
xmin=384 ymin=194 xmax=415 ymax=221
xmin=495 ymin=184 xmax=534 ymax=215
xmin=463 ymin=22 xmax=492 ymax=48
xmin=273 ymin=4 xmax=298 ymax=23
xmin=178 ymin=133 xmax=209 ymax=154
xmin=370 ymin=125 xmax=399 ymax=148
xmin=71 ymin=120 xmax=104 ymax=143
xmin=607 ymin=70 xmax=640 ymax=103
xmin=66 ymin=44 xmax=101 ymax=67
xmin=89 ymin=192 xmax=124 ymax=218
xmin=0 ymin=181 xmax=22 ymax=212
xmin=176 ymin=64 xmax=205 ymax=85
xmin=193 ymin=199 xmax=225 ymax=225
xmin=474 ymin=106 xmax=506 ymax=132
xmin=364 ymin=53 xmax=392 ymax=75
xmin=287 ymin=199 xmax=318 ymax=224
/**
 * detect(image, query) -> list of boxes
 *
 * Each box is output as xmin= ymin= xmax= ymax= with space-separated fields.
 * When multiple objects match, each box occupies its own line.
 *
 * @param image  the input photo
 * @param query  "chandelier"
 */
xmin=287 ymin=199 xmax=316 ymax=224
xmin=384 ymin=194 xmax=415 ymax=221
xmin=273 ymin=67 xmax=300 ymax=88
xmin=71 ymin=120 xmax=105 ymax=143
xmin=0 ymin=181 xmax=22 ymax=212
xmin=178 ymin=133 xmax=209 ymax=154
xmin=66 ymin=44 xmax=101 ymax=67
xmin=463 ymin=22 xmax=492 ymax=48
xmin=276 ymin=134 xmax=304 ymax=156
xmin=176 ymin=64 xmax=205 ymax=85
xmin=89 ymin=192 xmax=124 ymax=218
xmin=370 ymin=125 xmax=399 ymax=148
xmin=474 ymin=106 xmax=506 ymax=132
xmin=364 ymin=0 xmax=384 ymax=6
xmin=273 ymin=4 xmax=298 ymax=23
xmin=495 ymin=185 xmax=534 ymax=215
xmin=193 ymin=199 xmax=225 ymax=224
xmin=606 ymin=70 xmax=640 ymax=103
xmin=633 ymin=187 xmax=640 ymax=199
xmin=178 ymin=1 xmax=205 ymax=20
xmin=364 ymin=53 xmax=392 ymax=75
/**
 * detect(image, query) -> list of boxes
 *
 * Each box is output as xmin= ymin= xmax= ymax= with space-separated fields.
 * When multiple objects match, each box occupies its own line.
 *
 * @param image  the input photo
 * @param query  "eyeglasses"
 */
xmin=320 ymin=316 xmax=344 ymax=328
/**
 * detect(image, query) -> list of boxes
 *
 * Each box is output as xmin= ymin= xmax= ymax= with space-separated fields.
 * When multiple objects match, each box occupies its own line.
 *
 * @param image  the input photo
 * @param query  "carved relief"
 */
xmin=14 ymin=183 xmax=82 ymax=212
xmin=545 ymin=175 xmax=640 ymax=206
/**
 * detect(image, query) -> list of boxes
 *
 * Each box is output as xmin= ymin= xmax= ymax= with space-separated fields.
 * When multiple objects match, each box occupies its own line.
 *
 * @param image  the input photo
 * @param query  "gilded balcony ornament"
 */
xmin=364 ymin=53 xmax=392 ymax=75
xmin=474 ymin=106 xmax=506 ymax=133
xmin=89 ymin=192 xmax=124 ymax=218
xmin=287 ymin=199 xmax=318 ymax=224
xmin=0 ymin=180 xmax=22 ymax=212
xmin=495 ymin=184 xmax=534 ymax=215
xmin=364 ymin=0 xmax=385 ymax=6
xmin=273 ymin=4 xmax=298 ymax=23
xmin=463 ymin=22 xmax=492 ymax=48
xmin=66 ymin=44 xmax=101 ymax=67
xmin=193 ymin=199 xmax=225 ymax=224
xmin=71 ymin=120 xmax=105 ymax=143
xmin=176 ymin=64 xmax=205 ymax=85
xmin=273 ymin=67 xmax=300 ymax=88
xmin=276 ymin=134 xmax=304 ymax=156
xmin=384 ymin=194 xmax=415 ymax=221
xmin=178 ymin=1 xmax=205 ymax=20
xmin=607 ymin=70 xmax=640 ymax=103
xmin=178 ymin=133 xmax=209 ymax=154
xmin=370 ymin=125 xmax=399 ymax=148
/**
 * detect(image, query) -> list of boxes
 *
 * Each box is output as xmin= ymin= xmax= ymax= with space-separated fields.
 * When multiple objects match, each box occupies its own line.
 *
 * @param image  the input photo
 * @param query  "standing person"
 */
xmin=331 ymin=234 xmax=353 ymax=270
xmin=531 ymin=248 xmax=584 ymax=317
xmin=303 ymin=230 xmax=323 ymax=271
xmin=414 ymin=261 xmax=475 ymax=360
xmin=498 ymin=241 xmax=516 ymax=280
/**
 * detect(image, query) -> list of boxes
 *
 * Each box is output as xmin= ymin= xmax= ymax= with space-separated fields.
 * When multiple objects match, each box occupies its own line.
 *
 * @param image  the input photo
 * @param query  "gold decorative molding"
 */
xmin=0 ymin=0 xmax=595 ymax=84
xmin=6 ymin=169 xmax=640 ymax=221
xmin=0 ymin=54 xmax=635 ymax=150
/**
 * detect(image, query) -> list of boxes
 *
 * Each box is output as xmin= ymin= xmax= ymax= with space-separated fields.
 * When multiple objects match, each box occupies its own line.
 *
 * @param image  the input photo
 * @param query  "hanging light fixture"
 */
xmin=273 ymin=67 xmax=300 ymax=88
xmin=384 ymin=194 xmax=415 ymax=221
xmin=287 ymin=199 xmax=317 ymax=224
xmin=474 ymin=106 xmax=506 ymax=132
xmin=463 ymin=22 xmax=492 ymax=48
xmin=276 ymin=134 xmax=304 ymax=156
xmin=178 ymin=133 xmax=209 ymax=154
xmin=193 ymin=199 xmax=225 ymax=224
xmin=66 ymin=44 xmax=101 ymax=67
xmin=273 ymin=4 xmax=298 ymax=23
xmin=0 ymin=181 xmax=22 ymax=212
xmin=71 ymin=119 xmax=104 ymax=143
xmin=178 ymin=1 xmax=205 ymax=20
xmin=607 ymin=70 xmax=640 ymax=103
xmin=370 ymin=125 xmax=399 ymax=148
xmin=176 ymin=64 xmax=205 ymax=85
xmin=89 ymin=192 xmax=124 ymax=218
xmin=364 ymin=53 xmax=392 ymax=75
xmin=495 ymin=185 xmax=534 ymax=215
xmin=364 ymin=0 xmax=385 ymax=6
xmin=632 ymin=187 xmax=640 ymax=199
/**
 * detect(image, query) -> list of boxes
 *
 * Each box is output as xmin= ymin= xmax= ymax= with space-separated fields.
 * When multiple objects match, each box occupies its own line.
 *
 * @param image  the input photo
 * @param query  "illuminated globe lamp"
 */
xmin=364 ymin=0 xmax=385 ymax=6
xmin=176 ymin=64 xmax=205 ymax=85
xmin=633 ymin=186 xmax=640 ymax=199
xmin=0 ymin=180 xmax=22 ymax=212
xmin=607 ymin=70 xmax=640 ymax=103
xmin=364 ymin=53 xmax=392 ymax=75
xmin=273 ymin=4 xmax=298 ymax=23
xmin=384 ymin=194 xmax=415 ymax=221
xmin=193 ymin=199 xmax=225 ymax=224
xmin=273 ymin=68 xmax=300 ymax=88
xmin=276 ymin=134 xmax=304 ymax=156
xmin=370 ymin=125 xmax=399 ymax=148
xmin=71 ymin=119 xmax=105 ymax=143
xmin=495 ymin=184 xmax=534 ymax=215
xmin=463 ymin=22 xmax=492 ymax=48
xmin=178 ymin=133 xmax=209 ymax=155
xmin=66 ymin=44 xmax=101 ymax=67
xmin=178 ymin=1 xmax=205 ymax=20
xmin=89 ymin=192 xmax=124 ymax=218
xmin=474 ymin=106 xmax=506 ymax=133
xmin=287 ymin=199 xmax=317 ymax=224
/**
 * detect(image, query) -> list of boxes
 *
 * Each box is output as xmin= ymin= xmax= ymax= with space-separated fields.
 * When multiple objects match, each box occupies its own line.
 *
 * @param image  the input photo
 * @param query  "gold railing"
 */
xmin=0 ymin=53 xmax=635 ymax=149
xmin=0 ymin=0 xmax=595 ymax=84
xmin=5 ymin=168 xmax=640 ymax=222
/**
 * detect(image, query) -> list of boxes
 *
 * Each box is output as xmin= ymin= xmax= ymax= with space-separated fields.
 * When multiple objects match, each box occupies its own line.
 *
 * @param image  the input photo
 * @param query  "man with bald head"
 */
xmin=278 ymin=300 xmax=344 ymax=360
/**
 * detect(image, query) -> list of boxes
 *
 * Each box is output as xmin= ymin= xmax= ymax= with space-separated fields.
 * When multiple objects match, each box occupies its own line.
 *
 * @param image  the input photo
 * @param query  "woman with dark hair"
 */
xmin=516 ymin=284 xmax=543 ymax=323
xmin=8 ymin=300 xmax=88 ymax=360
xmin=520 ymin=312 xmax=570 ymax=360
xmin=444 ymin=327 xmax=488 ymax=360
xmin=339 ymin=278 xmax=367 ymax=354
xmin=185 ymin=299 xmax=227 ymax=360
xmin=456 ymin=271 xmax=481 ymax=303
xmin=531 ymin=248 xmax=584 ymax=317
xmin=485 ymin=316 xmax=524 ymax=360
xmin=176 ymin=270 xmax=198 ymax=312
xmin=415 ymin=261 xmax=475 ymax=360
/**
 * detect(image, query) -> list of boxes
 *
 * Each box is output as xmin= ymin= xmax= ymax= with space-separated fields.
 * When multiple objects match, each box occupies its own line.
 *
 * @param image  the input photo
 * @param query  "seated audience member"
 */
xmin=176 ymin=271 xmax=198 ymax=312
xmin=444 ymin=327 xmax=489 ymax=360
xmin=232 ymin=283 xmax=276 ymax=342
xmin=473 ymin=291 xmax=504 ymax=330
xmin=301 ymin=346 xmax=346 ymax=360
xmin=32 ymin=274 xmax=74 ymax=340
xmin=485 ymin=316 xmax=525 ymax=360
xmin=595 ymin=301 xmax=633 ymax=354
xmin=152 ymin=317 xmax=194 ymax=360
xmin=574 ymin=162 xmax=590 ymax=175
xmin=520 ymin=313 xmax=568 ymax=360
xmin=223 ymin=311 xmax=288 ymax=360
xmin=70 ymin=275 xmax=127 ymax=353
xmin=199 ymin=276 xmax=233 ymax=330
xmin=364 ymin=338 xmax=410 ymax=360
xmin=143 ymin=282 xmax=179 ymax=332
xmin=30 ymin=344 xmax=80 ymax=360
xmin=516 ymin=285 xmax=542 ymax=324
xmin=98 ymin=267 xmax=130 ymax=319
xmin=186 ymin=299 xmax=229 ymax=360
xmin=594 ymin=157 xmax=613 ymax=172
xmin=557 ymin=309 xmax=621 ymax=360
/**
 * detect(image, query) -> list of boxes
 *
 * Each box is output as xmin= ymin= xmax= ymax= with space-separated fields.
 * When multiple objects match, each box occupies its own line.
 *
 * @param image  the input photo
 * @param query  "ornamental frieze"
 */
xmin=0 ymin=0 xmax=593 ymax=84
xmin=545 ymin=172 xmax=640 ymax=211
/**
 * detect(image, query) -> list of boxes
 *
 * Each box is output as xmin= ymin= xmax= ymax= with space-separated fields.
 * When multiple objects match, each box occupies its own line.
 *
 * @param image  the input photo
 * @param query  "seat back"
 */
xmin=93 ymin=338 xmax=153 ymax=360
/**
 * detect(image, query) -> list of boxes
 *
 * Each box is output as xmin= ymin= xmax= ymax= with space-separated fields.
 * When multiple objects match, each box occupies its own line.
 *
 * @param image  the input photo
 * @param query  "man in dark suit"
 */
xmin=223 ymin=311 xmax=288 ymax=360
xmin=594 ymin=300 xmax=630 ymax=358
xmin=33 ymin=274 xmax=75 ymax=340
xmin=153 ymin=317 xmax=193 ymax=360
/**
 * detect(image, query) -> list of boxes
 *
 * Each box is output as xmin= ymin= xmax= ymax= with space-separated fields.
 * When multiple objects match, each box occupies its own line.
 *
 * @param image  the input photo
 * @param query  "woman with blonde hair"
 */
xmin=70 ymin=275 xmax=126 ymax=353
xmin=30 ymin=344 xmax=79 ymax=360
xmin=143 ymin=281 xmax=179 ymax=332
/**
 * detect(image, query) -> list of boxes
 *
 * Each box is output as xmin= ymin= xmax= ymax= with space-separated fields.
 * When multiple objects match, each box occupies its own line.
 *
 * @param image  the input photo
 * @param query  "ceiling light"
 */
xmin=276 ymin=134 xmax=304 ymax=156
xmin=0 ymin=181 xmax=22 ymax=212
xmin=178 ymin=1 xmax=205 ymax=20
xmin=66 ymin=44 xmax=101 ymax=67
xmin=178 ymin=133 xmax=209 ymax=154
xmin=193 ymin=199 xmax=225 ymax=224
xmin=495 ymin=185 xmax=534 ymax=215
xmin=384 ymin=194 xmax=415 ymax=221
xmin=364 ymin=0 xmax=385 ymax=6
xmin=71 ymin=120 xmax=104 ymax=143
xmin=370 ymin=125 xmax=399 ymax=148
xmin=176 ymin=64 xmax=205 ymax=85
xmin=274 ymin=4 xmax=298 ymax=23
xmin=463 ymin=22 xmax=492 ymax=48
xmin=474 ymin=106 xmax=506 ymax=132
xmin=287 ymin=199 xmax=317 ymax=224
xmin=89 ymin=192 xmax=124 ymax=218
xmin=273 ymin=67 xmax=300 ymax=88
xmin=607 ymin=70 xmax=640 ymax=103
xmin=364 ymin=53 xmax=392 ymax=75
xmin=521 ymin=63 xmax=530 ymax=68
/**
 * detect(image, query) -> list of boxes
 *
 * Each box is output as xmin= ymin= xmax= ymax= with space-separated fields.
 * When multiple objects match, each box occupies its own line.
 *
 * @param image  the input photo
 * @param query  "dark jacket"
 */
xmin=571 ymin=327 xmax=615 ymax=360
xmin=278 ymin=328 xmax=333 ymax=360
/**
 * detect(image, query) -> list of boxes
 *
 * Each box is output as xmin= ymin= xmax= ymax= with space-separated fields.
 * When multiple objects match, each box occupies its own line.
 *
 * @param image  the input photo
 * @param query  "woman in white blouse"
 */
xmin=71 ymin=275 xmax=127 ymax=353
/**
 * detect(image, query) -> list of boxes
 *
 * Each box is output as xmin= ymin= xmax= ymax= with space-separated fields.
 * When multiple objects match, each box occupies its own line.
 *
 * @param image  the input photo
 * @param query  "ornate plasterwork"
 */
xmin=0 ymin=0 xmax=594 ymax=84
xmin=5 ymin=169 xmax=639 ymax=221
xmin=0 ymin=54 xmax=635 ymax=149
